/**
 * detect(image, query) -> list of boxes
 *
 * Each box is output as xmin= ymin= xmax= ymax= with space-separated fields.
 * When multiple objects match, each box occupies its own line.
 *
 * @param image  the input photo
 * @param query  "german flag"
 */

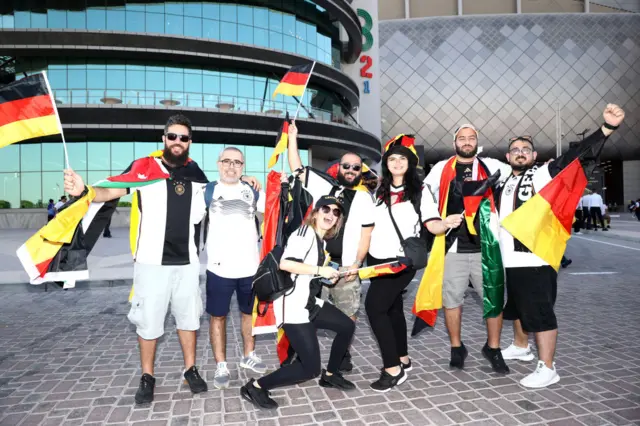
xmin=462 ymin=171 xmax=501 ymax=235
xmin=0 ymin=73 xmax=61 ymax=149
xmin=501 ymin=158 xmax=587 ymax=271
xmin=358 ymin=262 xmax=407 ymax=280
xmin=272 ymin=63 xmax=313 ymax=98
xmin=267 ymin=113 xmax=290 ymax=169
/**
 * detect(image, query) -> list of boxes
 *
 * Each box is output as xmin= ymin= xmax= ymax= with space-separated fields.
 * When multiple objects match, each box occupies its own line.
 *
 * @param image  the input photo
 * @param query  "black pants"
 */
xmin=589 ymin=207 xmax=605 ymax=230
xmin=582 ymin=207 xmax=590 ymax=229
xmin=365 ymin=255 xmax=416 ymax=369
xmin=573 ymin=209 xmax=582 ymax=233
xmin=257 ymin=303 xmax=354 ymax=390
xmin=103 ymin=217 xmax=111 ymax=237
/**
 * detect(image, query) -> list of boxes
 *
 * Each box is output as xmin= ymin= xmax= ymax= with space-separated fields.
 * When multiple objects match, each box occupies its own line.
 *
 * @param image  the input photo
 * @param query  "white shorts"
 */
xmin=128 ymin=263 xmax=203 ymax=340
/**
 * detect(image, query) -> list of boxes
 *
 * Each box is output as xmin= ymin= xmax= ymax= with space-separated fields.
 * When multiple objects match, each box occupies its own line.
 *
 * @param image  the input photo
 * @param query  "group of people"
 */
xmin=62 ymin=104 xmax=625 ymax=409
xmin=576 ymin=190 xmax=610 ymax=233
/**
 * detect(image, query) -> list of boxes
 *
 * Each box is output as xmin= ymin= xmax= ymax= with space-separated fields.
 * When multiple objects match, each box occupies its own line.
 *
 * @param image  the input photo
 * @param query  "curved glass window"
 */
xmin=1 ymin=2 xmax=335 ymax=67
xmin=0 ymin=142 xmax=309 ymax=209
xmin=16 ymin=58 xmax=356 ymax=126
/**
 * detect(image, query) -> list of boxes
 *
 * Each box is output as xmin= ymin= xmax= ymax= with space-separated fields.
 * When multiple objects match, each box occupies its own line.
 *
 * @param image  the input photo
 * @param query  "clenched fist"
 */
xmin=63 ymin=169 xmax=86 ymax=197
xmin=603 ymin=104 xmax=624 ymax=128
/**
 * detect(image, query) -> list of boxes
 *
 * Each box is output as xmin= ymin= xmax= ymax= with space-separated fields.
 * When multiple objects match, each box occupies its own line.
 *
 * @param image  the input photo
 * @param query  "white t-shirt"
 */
xmin=368 ymin=185 xmax=440 ymax=259
xmin=498 ymin=165 xmax=553 ymax=268
xmin=303 ymin=168 xmax=375 ymax=265
xmin=424 ymin=157 xmax=511 ymax=253
xmin=588 ymin=193 xmax=605 ymax=213
xmin=205 ymin=182 xmax=265 ymax=278
xmin=273 ymin=225 xmax=325 ymax=325
xmin=580 ymin=195 xmax=590 ymax=207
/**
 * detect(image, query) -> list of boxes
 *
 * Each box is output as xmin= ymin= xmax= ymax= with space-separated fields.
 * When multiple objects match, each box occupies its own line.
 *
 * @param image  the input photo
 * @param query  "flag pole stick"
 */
xmin=42 ymin=71 xmax=70 ymax=170
xmin=293 ymin=61 xmax=316 ymax=120
xmin=445 ymin=210 xmax=465 ymax=236
xmin=312 ymin=261 xmax=401 ymax=279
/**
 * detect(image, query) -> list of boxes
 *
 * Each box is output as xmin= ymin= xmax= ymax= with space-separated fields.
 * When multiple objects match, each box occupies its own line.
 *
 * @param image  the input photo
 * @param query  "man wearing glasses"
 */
xmin=499 ymin=104 xmax=624 ymax=388
xmin=63 ymin=114 xmax=209 ymax=404
xmin=287 ymin=121 xmax=375 ymax=372
xmin=204 ymin=147 xmax=268 ymax=389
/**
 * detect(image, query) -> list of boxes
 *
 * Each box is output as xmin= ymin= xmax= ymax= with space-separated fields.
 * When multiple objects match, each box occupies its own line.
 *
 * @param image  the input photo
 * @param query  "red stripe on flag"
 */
xmin=538 ymin=158 xmax=587 ymax=233
xmin=280 ymin=71 xmax=310 ymax=86
xmin=412 ymin=305 xmax=437 ymax=327
xmin=0 ymin=94 xmax=55 ymax=127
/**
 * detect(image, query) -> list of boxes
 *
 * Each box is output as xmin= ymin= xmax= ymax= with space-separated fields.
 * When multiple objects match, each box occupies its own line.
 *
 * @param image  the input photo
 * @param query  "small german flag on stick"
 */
xmin=272 ymin=62 xmax=316 ymax=120
xmin=0 ymin=72 xmax=68 ymax=165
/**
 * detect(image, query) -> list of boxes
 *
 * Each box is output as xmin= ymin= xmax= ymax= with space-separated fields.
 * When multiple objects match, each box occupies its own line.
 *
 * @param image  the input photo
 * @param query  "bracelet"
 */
xmin=603 ymin=122 xmax=619 ymax=130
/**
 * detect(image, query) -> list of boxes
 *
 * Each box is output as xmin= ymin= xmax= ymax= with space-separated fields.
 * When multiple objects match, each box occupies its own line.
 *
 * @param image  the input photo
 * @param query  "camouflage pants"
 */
xmin=322 ymin=276 xmax=362 ymax=318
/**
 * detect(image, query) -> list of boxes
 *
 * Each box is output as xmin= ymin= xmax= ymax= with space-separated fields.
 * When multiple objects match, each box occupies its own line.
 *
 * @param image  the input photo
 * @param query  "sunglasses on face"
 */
xmin=341 ymin=163 xmax=362 ymax=172
xmin=165 ymin=132 xmax=190 ymax=143
xmin=320 ymin=205 xmax=342 ymax=218
xmin=219 ymin=159 xmax=244 ymax=168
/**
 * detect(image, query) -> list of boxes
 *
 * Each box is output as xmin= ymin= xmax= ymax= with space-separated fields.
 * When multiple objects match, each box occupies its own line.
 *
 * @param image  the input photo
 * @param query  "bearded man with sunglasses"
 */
xmin=498 ymin=104 xmax=624 ymax=388
xmin=287 ymin=121 xmax=375 ymax=372
xmin=63 ymin=114 xmax=261 ymax=404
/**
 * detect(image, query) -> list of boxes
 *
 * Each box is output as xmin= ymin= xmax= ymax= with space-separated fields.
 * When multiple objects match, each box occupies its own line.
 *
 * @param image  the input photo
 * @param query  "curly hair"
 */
xmin=376 ymin=157 xmax=423 ymax=209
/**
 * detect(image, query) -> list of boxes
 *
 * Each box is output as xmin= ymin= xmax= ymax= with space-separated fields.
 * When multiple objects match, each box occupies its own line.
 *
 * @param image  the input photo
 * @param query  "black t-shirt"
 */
xmin=324 ymin=187 xmax=356 ymax=263
xmin=445 ymin=162 xmax=480 ymax=253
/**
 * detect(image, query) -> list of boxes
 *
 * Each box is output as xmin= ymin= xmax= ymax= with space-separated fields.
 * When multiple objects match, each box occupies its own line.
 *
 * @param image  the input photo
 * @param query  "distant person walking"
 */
xmin=588 ymin=191 xmax=607 ymax=231
xmin=47 ymin=199 xmax=55 ymax=222
xmin=581 ymin=193 xmax=591 ymax=230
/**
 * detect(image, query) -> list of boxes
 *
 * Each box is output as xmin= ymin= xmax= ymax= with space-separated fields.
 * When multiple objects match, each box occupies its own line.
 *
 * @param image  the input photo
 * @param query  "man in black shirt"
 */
xmin=424 ymin=124 xmax=512 ymax=373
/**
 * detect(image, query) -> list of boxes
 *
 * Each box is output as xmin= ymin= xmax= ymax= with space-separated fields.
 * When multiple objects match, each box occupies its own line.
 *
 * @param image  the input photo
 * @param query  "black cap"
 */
xmin=314 ymin=195 xmax=343 ymax=211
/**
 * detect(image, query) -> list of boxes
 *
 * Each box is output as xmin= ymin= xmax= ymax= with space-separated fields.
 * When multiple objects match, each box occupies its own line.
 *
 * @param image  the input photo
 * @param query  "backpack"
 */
xmin=202 ymin=181 xmax=261 ymax=248
xmin=252 ymin=234 xmax=314 ymax=312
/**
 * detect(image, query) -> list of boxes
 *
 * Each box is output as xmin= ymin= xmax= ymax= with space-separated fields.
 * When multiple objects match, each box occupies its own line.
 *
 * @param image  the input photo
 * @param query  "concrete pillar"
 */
xmin=585 ymin=0 xmax=590 ymax=13
xmin=623 ymin=160 xmax=640 ymax=204
xmin=405 ymin=0 xmax=411 ymax=18
xmin=458 ymin=0 xmax=463 ymax=15
xmin=516 ymin=0 xmax=522 ymax=13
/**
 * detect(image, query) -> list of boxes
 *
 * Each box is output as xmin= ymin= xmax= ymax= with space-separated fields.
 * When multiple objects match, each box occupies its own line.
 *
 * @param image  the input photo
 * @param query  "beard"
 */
xmin=511 ymin=157 xmax=533 ymax=172
xmin=337 ymin=171 xmax=360 ymax=188
xmin=455 ymin=144 xmax=477 ymax=159
xmin=163 ymin=144 xmax=189 ymax=166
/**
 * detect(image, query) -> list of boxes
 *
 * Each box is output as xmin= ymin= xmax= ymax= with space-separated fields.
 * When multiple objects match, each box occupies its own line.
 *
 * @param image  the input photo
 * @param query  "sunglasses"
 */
xmin=509 ymin=147 xmax=533 ymax=155
xmin=165 ymin=132 xmax=190 ymax=143
xmin=320 ymin=205 xmax=342 ymax=218
xmin=509 ymin=135 xmax=533 ymax=143
xmin=341 ymin=163 xmax=362 ymax=172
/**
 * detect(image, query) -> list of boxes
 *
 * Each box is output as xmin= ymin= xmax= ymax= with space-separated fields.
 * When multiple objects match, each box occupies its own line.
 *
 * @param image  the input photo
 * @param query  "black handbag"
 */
xmin=387 ymin=202 xmax=429 ymax=270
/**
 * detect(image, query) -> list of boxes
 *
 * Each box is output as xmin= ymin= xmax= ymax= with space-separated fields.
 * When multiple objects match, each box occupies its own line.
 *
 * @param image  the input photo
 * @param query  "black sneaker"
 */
xmin=401 ymin=359 xmax=412 ymax=372
xmin=449 ymin=344 xmax=468 ymax=369
xmin=240 ymin=379 xmax=278 ymax=410
xmin=370 ymin=367 xmax=407 ymax=393
xmin=482 ymin=343 xmax=510 ymax=374
xmin=561 ymin=258 xmax=572 ymax=268
xmin=602 ymin=228 xmax=609 ymax=231
xmin=319 ymin=369 xmax=356 ymax=390
xmin=134 ymin=373 xmax=155 ymax=404
xmin=184 ymin=366 xmax=208 ymax=394
xmin=339 ymin=350 xmax=353 ymax=373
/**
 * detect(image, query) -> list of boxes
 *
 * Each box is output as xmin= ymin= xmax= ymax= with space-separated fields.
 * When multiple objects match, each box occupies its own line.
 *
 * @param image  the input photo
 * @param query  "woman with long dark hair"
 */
xmin=241 ymin=195 xmax=357 ymax=409
xmin=365 ymin=135 xmax=462 ymax=392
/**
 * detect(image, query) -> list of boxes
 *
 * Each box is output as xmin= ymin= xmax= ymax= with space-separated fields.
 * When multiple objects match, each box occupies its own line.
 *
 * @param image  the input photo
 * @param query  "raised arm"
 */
xmin=64 ymin=169 xmax=126 ymax=202
xmin=287 ymin=120 xmax=305 ymax=181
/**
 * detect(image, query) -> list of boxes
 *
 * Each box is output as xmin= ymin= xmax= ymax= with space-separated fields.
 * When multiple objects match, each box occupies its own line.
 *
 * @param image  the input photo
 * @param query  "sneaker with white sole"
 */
xmin=502 ymin=343 xmax=535 ymax=361
xmin=214 ymin=362 xmax=230 ymax=389
xmin=520 ymin=360 xmax=560 ymax=388
xmin=240 ymin=351 xmax=267 ymax=374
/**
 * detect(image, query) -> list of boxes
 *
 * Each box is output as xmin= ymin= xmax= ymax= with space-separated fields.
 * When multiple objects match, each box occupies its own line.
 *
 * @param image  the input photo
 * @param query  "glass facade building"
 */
xmin=0 ymin=0 xmax=378 ymax=211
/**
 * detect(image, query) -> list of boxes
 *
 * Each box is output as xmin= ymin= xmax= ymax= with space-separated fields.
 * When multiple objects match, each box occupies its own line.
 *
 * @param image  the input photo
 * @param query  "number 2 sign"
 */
xmin=357 ymin=8 xmax=374 ymax=95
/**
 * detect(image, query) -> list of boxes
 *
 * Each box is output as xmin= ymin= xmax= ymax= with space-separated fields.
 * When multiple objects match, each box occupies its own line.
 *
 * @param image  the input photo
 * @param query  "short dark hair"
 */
xmin=165 ymin=114 xmax=192 ymax=137
xmin=49 ymin=199 xmax=54 ymax=203
xmin=340 ymin=152 xmax=362 ymax=164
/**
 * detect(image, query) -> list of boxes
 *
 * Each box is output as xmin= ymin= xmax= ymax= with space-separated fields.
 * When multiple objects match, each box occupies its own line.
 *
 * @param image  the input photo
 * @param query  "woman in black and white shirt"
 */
xmin=241 ymin=195 xmax=357 ymax=409
xmin=366 ymin=135 xmax=462 ymax=392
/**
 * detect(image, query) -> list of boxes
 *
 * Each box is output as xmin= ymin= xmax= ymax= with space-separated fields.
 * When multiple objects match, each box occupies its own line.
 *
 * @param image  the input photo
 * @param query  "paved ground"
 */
xmin=1 ymin=221 xmax=639 ymax=425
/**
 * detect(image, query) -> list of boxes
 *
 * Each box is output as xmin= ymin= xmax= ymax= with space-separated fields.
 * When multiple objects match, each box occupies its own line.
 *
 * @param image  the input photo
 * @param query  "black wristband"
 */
xmin=603 ymin=122 xmax=619 ymax=130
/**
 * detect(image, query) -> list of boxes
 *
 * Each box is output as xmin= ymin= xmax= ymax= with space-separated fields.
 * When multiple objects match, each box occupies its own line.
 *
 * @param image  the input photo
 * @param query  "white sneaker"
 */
xmin=574 ymin=231 xmax=582 ymax=235
xmin=214 ymin=362 xmax=230 ymax=389
xmin=240 ymin=351 xmax=268 ymax=374
xmin=501 ymin=343 xmax=535 ymax=361
xmin=520 ymin=360 xmax=560 ymax=388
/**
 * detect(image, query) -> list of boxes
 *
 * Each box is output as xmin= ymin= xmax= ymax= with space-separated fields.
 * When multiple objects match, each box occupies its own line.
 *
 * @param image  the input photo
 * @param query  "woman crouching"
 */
xmin=241 ymin=195 xmax=357 ymax=409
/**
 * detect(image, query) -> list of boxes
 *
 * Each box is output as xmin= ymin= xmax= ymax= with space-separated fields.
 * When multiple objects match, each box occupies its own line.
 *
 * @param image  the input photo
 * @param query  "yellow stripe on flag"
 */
xmin=272 ymin=82 xmax=306 ymax=98
xmin=268 ymin=133 xmax=288 ymax=169
xmin=0 ymin=115 xmax=60 ymax=148
xmin=501 ymin=194 xmax=571 ymax=271
xmin=414 ymin=234 xmax=445 ymax=311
